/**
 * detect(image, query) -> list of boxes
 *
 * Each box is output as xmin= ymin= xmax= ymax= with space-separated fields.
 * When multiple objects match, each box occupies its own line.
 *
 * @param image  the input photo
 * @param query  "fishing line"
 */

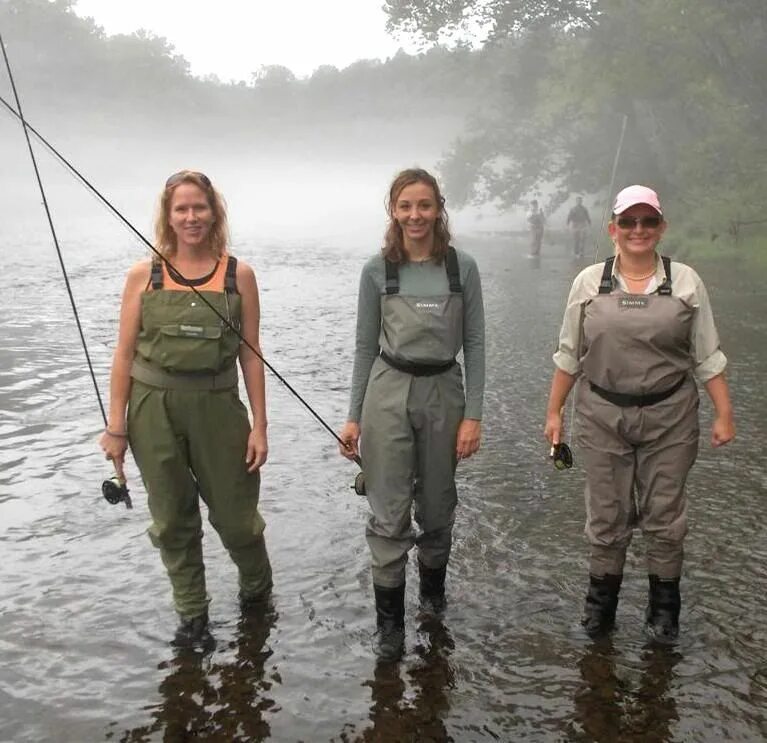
xmin=561 ymin=114 xmax=629 ymax=459
xmin=0 ymin=43 xmax=354 ymax=466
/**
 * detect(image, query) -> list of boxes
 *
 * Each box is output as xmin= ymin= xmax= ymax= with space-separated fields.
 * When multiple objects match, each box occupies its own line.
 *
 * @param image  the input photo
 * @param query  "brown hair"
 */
xmin=382 ymin=168 xmax=451 ymax=264
xmin=153 ymin=170 xmax=230 ymax=258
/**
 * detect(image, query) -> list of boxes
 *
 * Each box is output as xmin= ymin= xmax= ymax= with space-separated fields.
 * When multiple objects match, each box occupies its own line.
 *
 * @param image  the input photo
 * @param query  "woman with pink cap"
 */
xmin=544 ymin=184 xmax=735 ymax=643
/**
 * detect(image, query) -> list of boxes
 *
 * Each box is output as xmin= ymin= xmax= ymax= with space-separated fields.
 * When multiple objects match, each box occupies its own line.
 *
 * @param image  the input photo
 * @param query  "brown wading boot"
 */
xmin=646 ymin=575 xmax=681 ymax=644
xmin=418 ymin=561 xmax=447 ymax=617
xmin=581 ymin=574 xmax=622 ymax=639
xmin=172 ymin=611 xmax=214 ymax=650
xmin=373 ymin=584 xmax=405 ymax=661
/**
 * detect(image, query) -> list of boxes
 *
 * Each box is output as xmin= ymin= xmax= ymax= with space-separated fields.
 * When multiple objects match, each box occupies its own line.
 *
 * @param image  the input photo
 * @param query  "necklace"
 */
xmin=622 ymin=268 xmax=656 ymax=281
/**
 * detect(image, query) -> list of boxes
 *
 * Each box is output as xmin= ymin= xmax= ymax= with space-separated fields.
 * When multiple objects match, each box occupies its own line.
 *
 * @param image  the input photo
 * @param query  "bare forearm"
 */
xmin=704 ymin=373 xmax=733 ymax=417
xmin=546 ymin=368 xmax=577 ymax=415
xmin=240 ymin=353 xmax=267 ymax=429
xmin=108 ymin=350 xmax=134 ymax=432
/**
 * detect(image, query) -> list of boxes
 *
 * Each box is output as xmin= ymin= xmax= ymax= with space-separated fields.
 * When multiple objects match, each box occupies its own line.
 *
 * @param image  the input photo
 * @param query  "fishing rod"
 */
xmin=552 ymin=113 xmax=629 ymax=470
xmin=0 ymin=38 xmax=363 ymax=497
xmin=0 ymin=34 xmax=133 ymax=508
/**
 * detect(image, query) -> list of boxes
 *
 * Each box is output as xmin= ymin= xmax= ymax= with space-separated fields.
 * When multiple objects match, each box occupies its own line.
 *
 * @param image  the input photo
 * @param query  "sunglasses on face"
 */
xmin=615 ymin=215 xmax=662 ymax=230
xmin=165 ymin=171 xmax=212 ymax=188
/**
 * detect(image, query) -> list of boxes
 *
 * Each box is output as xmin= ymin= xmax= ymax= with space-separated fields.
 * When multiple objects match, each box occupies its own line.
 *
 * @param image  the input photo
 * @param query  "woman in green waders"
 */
xmin=99 ymin=171 xmax=272 ymax=648
xmin=339 ymin=168 xmax=486 ymax=660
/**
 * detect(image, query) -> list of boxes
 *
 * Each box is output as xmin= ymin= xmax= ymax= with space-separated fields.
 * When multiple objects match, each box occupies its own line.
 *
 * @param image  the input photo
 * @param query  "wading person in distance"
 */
xmin=527 ymin=199 xmax=546 ymax=257
xmin=99 ymin=170 xmax=272 ymax=648
xmin=339 ymin=168 xmax=485 ymax=661
xmin=544 ymin=185 xmax=735 ymax=643
xmin=567 ymin=196 xmax=592 ymax=259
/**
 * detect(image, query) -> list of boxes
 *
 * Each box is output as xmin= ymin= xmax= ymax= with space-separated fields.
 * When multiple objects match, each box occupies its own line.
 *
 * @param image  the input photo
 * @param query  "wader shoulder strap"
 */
xmin=657 ymin=255 xmax=672 ymax=295
xmin=384 ymin=248 xmax=461 ymax=295
xmin=224 ymin=255 xmax=238 ymax=294
xmin=384 ymin=259 xmax=399 ymax=295
xmin=150 ymin=258 xmax=163 ymax=290
xmin=598 ymin=256 xmax=615 ymax=294
xmin=445 ymin=246 xmax=462 ymax=293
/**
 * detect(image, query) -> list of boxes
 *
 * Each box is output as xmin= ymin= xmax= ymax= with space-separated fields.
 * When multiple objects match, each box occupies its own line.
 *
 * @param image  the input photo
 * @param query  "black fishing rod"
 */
xmin=0 ymin=34 xmax=135 ymax=507
xmin=0 ymin=37 xmax=363 ymax=495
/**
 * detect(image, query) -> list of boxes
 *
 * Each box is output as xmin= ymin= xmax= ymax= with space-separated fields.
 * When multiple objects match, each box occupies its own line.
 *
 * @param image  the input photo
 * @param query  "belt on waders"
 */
xmin=588 ymin=375 xmax=686 ymax=408
xmin=379 ymin=350 xmax=456 ymax=377
xmin=131 ymin=356 xmax=238 ymax=390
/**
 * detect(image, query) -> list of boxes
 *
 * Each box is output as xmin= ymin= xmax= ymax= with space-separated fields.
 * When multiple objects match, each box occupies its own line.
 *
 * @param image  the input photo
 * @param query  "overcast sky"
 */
xmin=73 ymin=0 xmax=423 ymax=81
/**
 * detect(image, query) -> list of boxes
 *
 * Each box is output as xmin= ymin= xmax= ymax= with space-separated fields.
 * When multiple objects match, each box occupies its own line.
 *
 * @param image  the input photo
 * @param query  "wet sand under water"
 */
xmin=0 ymin=235 xmax=765 ymax=742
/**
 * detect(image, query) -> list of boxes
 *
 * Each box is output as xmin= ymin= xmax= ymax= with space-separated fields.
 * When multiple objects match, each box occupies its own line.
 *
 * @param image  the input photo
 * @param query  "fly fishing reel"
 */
xmin=550 ymin=443 xmax=574 ymax=471
xmin=102 ymin=477 xmax=133 ymax=508
xmin=349 ymin=454 xmax=367 ymax=496
xmin=351 ymin=470 xmax=366 ymax=496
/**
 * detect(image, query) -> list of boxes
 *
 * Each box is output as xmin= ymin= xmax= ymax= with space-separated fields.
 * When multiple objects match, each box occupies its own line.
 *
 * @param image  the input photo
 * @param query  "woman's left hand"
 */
xmin=456 ymin=419 xmax=482 ymax=461
xmin=711 ymin=414 xmax=735 ymax=448
xmin=246 ymin=426 xmax=268 ymax=472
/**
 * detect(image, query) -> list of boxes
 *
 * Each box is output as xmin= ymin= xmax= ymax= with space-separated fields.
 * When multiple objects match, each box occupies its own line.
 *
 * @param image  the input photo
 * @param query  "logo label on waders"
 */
xmin=179 ymin=324 xmax=205 ymax=336
xmin=415 ymin=301 xmax=444 ymax=314
xmin=618 ymin=297 xmax=649 ymax=310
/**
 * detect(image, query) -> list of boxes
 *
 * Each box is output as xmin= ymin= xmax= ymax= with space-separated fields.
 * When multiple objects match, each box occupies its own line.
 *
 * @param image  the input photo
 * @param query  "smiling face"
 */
xmin=391 ymin=181 xmax=440 ymax=245
xmin=167 ymin=183 xmax=215 ymax=251
xmin=608 ymin=203 xmax=666 ymax=258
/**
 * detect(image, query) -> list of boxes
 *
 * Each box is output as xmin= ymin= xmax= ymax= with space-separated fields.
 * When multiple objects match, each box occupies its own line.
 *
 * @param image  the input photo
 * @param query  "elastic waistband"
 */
xmin=379 ymin=350 xmax=456 ymax=377
xmin=589 ymin=376 xmax=687 ymax=408
xmin=131 ymin=357 xmax=238 ymax=390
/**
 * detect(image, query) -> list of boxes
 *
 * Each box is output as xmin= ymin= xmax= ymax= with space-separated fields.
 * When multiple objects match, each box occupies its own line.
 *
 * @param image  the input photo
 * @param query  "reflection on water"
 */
xmin=570 ymin=640 xmax=681 ymax=743
xmin=355 ymin=618 xmax=455 ymax=742
xmin=115 ymin=601 xmax=279 ymax=742
xmin=1 ymin=235 xmax=765 ymax=741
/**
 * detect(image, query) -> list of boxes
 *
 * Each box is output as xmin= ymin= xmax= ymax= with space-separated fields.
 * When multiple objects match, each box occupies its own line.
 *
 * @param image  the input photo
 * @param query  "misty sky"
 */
xmin=73 ymin=0 xmax=423 ymax=81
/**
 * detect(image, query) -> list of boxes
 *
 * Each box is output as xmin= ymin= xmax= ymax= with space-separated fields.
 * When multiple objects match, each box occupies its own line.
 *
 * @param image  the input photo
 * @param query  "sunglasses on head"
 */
xmin=165 ymin=171 xmax=212 ymax=188
xmin=615 ymin=215 xmax=662 ymax=230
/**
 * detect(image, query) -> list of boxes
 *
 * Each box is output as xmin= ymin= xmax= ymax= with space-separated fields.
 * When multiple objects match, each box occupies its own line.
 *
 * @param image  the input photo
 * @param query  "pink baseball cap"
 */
xmin=612 ymin=185 xmax=663 ymax=215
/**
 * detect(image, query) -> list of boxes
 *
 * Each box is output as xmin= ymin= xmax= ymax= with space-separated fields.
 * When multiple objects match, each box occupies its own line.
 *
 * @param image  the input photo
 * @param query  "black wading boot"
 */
xmin=581 ymin=574 xmax=623 ymax=639
xmin=418 ymin=561 xmax=447 ymax=617
xmin=172 ymin=611 xmax=214 ymax=650
xmin=645 ymin=575 xmax=681 ymax=644
xmin=373 ymin=584 xmax=406 ymax=662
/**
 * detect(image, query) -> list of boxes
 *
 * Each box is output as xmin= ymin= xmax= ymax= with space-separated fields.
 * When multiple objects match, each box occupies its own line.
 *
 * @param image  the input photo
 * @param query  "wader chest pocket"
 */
xmin=158 ymin=324 xmax=223 ymax=372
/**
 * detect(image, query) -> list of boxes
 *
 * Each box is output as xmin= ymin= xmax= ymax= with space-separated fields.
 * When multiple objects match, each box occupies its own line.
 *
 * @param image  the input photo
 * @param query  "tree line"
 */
xmin=384 ymin=0 xmax=767 ymax=237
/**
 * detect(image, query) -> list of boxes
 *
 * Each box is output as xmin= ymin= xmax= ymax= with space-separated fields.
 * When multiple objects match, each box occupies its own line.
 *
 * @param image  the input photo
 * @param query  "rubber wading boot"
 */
xmin=239 ymin=585 xmax=273 ymax=614
xmin=172 ymin=611 xmax=213 ymax=650
xmin=418 ymin=561 xmax=447 ymax=617
xmin=646 ymin=575 xmax=681 ymax=644
xmin=373 ymin=584 xmax=405 ymax=661
xmin=581 ymin=574 xmax=623 ymax=639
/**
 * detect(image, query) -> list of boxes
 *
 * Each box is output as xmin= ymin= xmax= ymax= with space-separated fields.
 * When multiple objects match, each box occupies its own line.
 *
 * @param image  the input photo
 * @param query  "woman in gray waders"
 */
xmin=99 ymin=171 xmax=272 ymax=648
xmin=339 ymin=168 xmax=485 ymax=660
xmin=544 ymin=185 xmax=735 ymax=643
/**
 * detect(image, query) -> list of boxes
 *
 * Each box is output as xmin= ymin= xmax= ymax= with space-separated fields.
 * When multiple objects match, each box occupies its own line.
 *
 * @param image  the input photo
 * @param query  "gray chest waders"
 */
xmin=127 ymin=256 xmax=272 ymax=620
xmin=576 ymin=255 xmax=699 ymax=579
xmin=360 ymin=247 xmax=467 ymax=587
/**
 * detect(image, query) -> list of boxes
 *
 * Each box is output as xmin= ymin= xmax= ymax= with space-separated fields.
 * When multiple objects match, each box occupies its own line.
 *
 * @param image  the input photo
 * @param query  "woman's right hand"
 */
xmin=338 ymin=421 xmax=360 ymax=460
xmin=99 ymin=430 xmax=128 ymax=467
xmin=544 ymin=410 xmax=563 ymax=446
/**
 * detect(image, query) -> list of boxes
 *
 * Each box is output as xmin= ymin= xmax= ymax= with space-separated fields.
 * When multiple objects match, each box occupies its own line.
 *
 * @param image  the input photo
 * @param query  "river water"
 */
xmin=0 ymin=229 xmax=764 ymax=742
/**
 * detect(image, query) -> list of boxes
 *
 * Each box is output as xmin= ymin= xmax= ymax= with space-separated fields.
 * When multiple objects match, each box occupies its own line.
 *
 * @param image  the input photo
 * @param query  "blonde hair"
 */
xmin=154 ymin=171 xmax=230 ymax=258
xmin=382 ymin=168 xmax=451 ymax=264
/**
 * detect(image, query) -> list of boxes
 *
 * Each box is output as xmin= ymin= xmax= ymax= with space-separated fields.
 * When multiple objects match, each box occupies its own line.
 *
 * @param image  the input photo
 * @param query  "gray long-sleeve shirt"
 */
xmin=347 ymin=248 xmax=485 ymax=422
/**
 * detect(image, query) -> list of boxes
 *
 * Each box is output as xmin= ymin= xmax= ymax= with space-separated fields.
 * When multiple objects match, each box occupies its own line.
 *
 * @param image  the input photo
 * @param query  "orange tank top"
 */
xmin=152 ymin=253 xmax=231 ymax=293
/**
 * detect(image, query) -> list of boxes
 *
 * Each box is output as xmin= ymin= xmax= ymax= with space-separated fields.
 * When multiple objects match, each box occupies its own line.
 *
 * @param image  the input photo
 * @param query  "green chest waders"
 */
xmin=127 ymin=259 xmax=272 ymax=620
